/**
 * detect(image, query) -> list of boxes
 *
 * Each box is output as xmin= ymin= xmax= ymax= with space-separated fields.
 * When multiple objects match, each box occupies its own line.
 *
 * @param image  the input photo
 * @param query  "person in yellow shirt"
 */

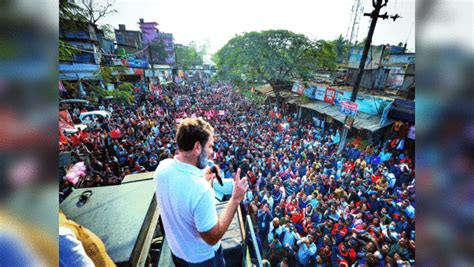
xmin=354 ymin=155 xmax=367 ymax=171
xmin=59 ymin=211 xmax=115 ymax=267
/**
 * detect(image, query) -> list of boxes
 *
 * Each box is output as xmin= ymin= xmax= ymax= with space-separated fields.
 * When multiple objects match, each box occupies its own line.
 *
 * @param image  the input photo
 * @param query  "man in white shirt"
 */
xmin=155 ymin=118 xmax=248 ymax=266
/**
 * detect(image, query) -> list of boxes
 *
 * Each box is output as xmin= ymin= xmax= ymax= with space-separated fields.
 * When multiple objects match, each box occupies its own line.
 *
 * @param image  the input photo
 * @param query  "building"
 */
xmin=115 ymin=24 xmax=145 ymax=59
xmin=137 ymin=19 xmax=175 ymax=65
xmin=59 ymin=20 xmax=102 ymax=65
xmin=138 ymin=18 xmax=158 ymax=44
xmin=154 ymin=32 xmax=176 ymax=65
xmin=346 ymin=44 xmax=415 ymax=91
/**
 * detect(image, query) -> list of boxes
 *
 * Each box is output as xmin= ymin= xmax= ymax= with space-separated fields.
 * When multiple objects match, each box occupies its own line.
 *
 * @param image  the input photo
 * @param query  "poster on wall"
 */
xmin=334 ymin=90 xmax=352 ymax=105
xmin=315 ymin=87 xmax=326 ymax=101
xmin=324 ymin=87 xmax=336 ymax=104
xmin=297 ymin=86 xmax=304 ymax=95
xmin=340 ymin=101 xmax=359 ymax=117
xmin=292 ymin=82 xmax=299 ymax=93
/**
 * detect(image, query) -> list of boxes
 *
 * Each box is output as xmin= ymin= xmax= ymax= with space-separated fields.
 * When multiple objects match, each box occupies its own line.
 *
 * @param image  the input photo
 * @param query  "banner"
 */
xmin=291 ymin=82 xmax=299 ymax=93
xmin=380 ymin=101 xmax=393 ymax=125
xmin=324 ymin=87 xmax=336 ymax=104
xmin=340 ymin=101 xmax=359 ymax=117
xmin=59 ymin=110 xmax=75 ymax=132
xmin=315 ymin=87 xmax=326 ymax=101
xmin=334 ymin=90 xmax=352 ymax=106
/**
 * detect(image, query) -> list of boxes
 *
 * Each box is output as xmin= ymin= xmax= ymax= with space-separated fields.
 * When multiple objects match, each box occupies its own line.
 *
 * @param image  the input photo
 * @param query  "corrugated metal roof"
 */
xmin=296 ymin=100 xmax=393 ymax=132
xmin=255 ymin=84 xmax=273 ymax=94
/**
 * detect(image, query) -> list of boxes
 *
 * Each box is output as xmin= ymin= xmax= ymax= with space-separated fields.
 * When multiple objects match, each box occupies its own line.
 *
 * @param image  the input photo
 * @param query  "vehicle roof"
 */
xmin=60 ymin=99 xmax=90 ymax=104
xmin=80 ymin=110 xmax=111 ymax=116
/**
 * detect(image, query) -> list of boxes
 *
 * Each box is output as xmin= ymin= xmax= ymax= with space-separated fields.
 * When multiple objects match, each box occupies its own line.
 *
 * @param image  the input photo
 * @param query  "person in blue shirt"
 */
xmin=281 ymin=224 xmax=301 ymax=252
xmin=296 ymin=236 xmax=317 ymax=266
xmin=379 ymin=148 xmax=392 ymax=163
xmin=258 ymin=204 xmax=274 ymax=244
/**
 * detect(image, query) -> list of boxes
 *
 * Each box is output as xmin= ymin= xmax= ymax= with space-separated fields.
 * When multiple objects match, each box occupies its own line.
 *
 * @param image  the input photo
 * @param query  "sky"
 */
xmin=99 ymin=0 xmax=416 ymax=56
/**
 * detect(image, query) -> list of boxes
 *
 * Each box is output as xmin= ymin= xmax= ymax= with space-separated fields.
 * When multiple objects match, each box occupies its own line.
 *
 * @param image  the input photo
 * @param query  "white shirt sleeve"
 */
xmin=194 ymin=190 xmax=218 ymax=233
xmin=59 ymin=227 xmax=95 ymax=267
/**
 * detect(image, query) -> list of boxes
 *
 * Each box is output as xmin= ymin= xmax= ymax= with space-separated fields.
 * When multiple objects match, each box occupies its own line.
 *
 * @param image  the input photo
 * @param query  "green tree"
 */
xmin=99 ymin=23 xmax=115 ymax=40
xmin=175 ymin=42 xmax=204 ymax=69
xmin=333 ymin=34 xmax=351 ymax=64
xmin=59 ymin=0 xmax=88 ymax=62
xmin=151 ymin=40 xmax=169 ymax=64
xmin=315 ymin=40 xmax=337 ymax=71
xmin=214 ymin=30 xmax=319 ymax=109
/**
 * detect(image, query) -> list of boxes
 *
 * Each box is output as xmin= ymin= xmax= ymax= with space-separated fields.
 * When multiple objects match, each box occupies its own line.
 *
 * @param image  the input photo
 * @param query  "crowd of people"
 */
xmin=59 ymin=80 xmax=415 ymax=266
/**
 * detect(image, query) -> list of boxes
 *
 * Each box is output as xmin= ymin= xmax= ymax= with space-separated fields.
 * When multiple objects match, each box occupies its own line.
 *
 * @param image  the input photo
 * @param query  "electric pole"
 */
xmin=148 ymin=43 xmax=155 ymax=83
xmin=337 ymin=0 xmax=400 ymax=154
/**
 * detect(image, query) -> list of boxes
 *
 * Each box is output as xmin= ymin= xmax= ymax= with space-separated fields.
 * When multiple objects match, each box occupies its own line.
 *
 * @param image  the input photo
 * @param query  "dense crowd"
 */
xmin=59 ymin=81 xmax=415 ymax=266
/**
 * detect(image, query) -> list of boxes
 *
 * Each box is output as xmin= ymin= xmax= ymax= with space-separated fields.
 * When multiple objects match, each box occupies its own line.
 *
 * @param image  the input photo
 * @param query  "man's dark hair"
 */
xmin=176 ymin=118 xmax=214 ymax=151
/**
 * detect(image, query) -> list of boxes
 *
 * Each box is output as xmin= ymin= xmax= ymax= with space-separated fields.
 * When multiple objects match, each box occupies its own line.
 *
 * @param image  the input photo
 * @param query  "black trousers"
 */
xmin=171 ymin=245 xmax=225 ymax=267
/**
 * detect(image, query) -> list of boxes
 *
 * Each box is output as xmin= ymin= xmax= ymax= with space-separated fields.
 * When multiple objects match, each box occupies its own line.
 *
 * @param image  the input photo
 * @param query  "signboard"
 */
xmin=297 ymin=86 xmax=304 ymax=95
xmin=380 ymin=101 xmax=393 ymax=125
xmin=293 ymin=82 xmax=305 ymax=95
xmin=304 ymin=88 xmax=315 ymax=99
xmin=334 ymin=90 xmax=352 ymax=105
xmin=59 ymin=110 xmax=75 ymax=132
xmin=315 ymin=87 xmax=326 ymax=101
xmin=291 ymin=82 xmax=299 ymax=93
xmin=324 ymin=87 xmax=336 ymax=104
xmin=340 ymin=101 xmax=359 ymax=117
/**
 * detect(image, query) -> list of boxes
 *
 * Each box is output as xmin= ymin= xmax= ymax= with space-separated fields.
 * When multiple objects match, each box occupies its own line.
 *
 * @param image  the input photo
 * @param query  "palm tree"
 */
xmin=333 ymin=34 xmax=350 ymax=64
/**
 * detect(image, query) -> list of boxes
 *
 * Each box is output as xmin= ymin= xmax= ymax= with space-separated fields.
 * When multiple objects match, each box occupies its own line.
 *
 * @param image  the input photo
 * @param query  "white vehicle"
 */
xmin=79 ymin=110 xmax=111 ymax=127
xmin=63 ymin=124 xmax=88 ymax=135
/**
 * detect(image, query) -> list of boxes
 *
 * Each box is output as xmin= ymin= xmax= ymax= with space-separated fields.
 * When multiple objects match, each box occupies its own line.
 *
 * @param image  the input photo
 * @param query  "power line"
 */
xmin=62 ymin=42 xmax=151 ymax=57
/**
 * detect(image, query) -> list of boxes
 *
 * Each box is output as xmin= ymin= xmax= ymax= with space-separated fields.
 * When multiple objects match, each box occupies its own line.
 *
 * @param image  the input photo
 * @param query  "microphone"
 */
xmin=207 ymin=160 xmax=223 ymax=186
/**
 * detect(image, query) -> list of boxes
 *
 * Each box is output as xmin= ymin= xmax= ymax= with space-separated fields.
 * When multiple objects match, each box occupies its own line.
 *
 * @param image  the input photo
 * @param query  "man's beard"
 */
xmin=196 ymin=148 xmax=208 ymax=169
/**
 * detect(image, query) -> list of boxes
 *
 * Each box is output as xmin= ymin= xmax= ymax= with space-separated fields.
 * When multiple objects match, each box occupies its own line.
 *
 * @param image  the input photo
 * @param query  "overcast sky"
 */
xmin=99 ymin=0 xmax=415 ymax=55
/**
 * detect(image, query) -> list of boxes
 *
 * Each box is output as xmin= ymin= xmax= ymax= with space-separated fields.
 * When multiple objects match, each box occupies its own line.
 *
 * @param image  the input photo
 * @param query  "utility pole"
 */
xmin=148 ymin=43 xmax=155 ymax=83
xmin=337 ymin=0 xmax=400 ymax=154
xmin=173 ymin=44 xmax=179 ymax=83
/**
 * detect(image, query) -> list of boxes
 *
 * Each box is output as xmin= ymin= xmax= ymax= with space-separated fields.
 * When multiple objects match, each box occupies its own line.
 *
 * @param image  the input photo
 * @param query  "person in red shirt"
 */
xmin=338 ymin=242 xmax=357 ymax=265
xmin=371 ymin=170 xmax=381 ymax=184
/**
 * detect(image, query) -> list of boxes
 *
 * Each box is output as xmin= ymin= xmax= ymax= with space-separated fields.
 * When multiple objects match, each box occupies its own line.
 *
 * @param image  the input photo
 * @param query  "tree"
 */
xmin=59 ymin=0 xmax=88 ymax=61
xmin=60 ymin=0 xmax=87 ymax=27
xmin=315 ymin=40 xmax=337 ymax=72
xmin=175 ymin=42 xmax=204 ymax=69
xmin=99 ymin=23 xmax=115 ymax=40
xmin=333 ymin=34 xmax=351 ymax=64
xmin=80 ymin=0 xmax=117 ymax=25
xmin=151 ymin=40 xmax=168 ymax=64
xmin=214 ymin=30 xmax=319 ymax=110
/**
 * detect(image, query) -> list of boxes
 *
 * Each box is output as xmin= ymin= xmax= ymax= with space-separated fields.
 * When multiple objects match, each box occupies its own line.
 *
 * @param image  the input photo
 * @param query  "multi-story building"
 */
xmin=60 ymin=20 xmax=101 ymax=65
xmin=138 ymin=18 xmax=176 ymax=65
xmin=115 ymin=24 xmax=145 ymax=59
xmin=154 ymin=32 xmax=176 ymax=65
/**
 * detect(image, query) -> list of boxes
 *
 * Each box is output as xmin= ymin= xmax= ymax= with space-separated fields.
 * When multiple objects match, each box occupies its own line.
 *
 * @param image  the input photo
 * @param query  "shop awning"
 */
xmin=255 ymin=84 xmax=273 ymax=95
xmin=298 ymin=100 xmax=394 ymax=132
xmin=298 ymin=101 xmax=332 ymax=114
xmin=352 ymin=112 xmax=394 ymax=132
